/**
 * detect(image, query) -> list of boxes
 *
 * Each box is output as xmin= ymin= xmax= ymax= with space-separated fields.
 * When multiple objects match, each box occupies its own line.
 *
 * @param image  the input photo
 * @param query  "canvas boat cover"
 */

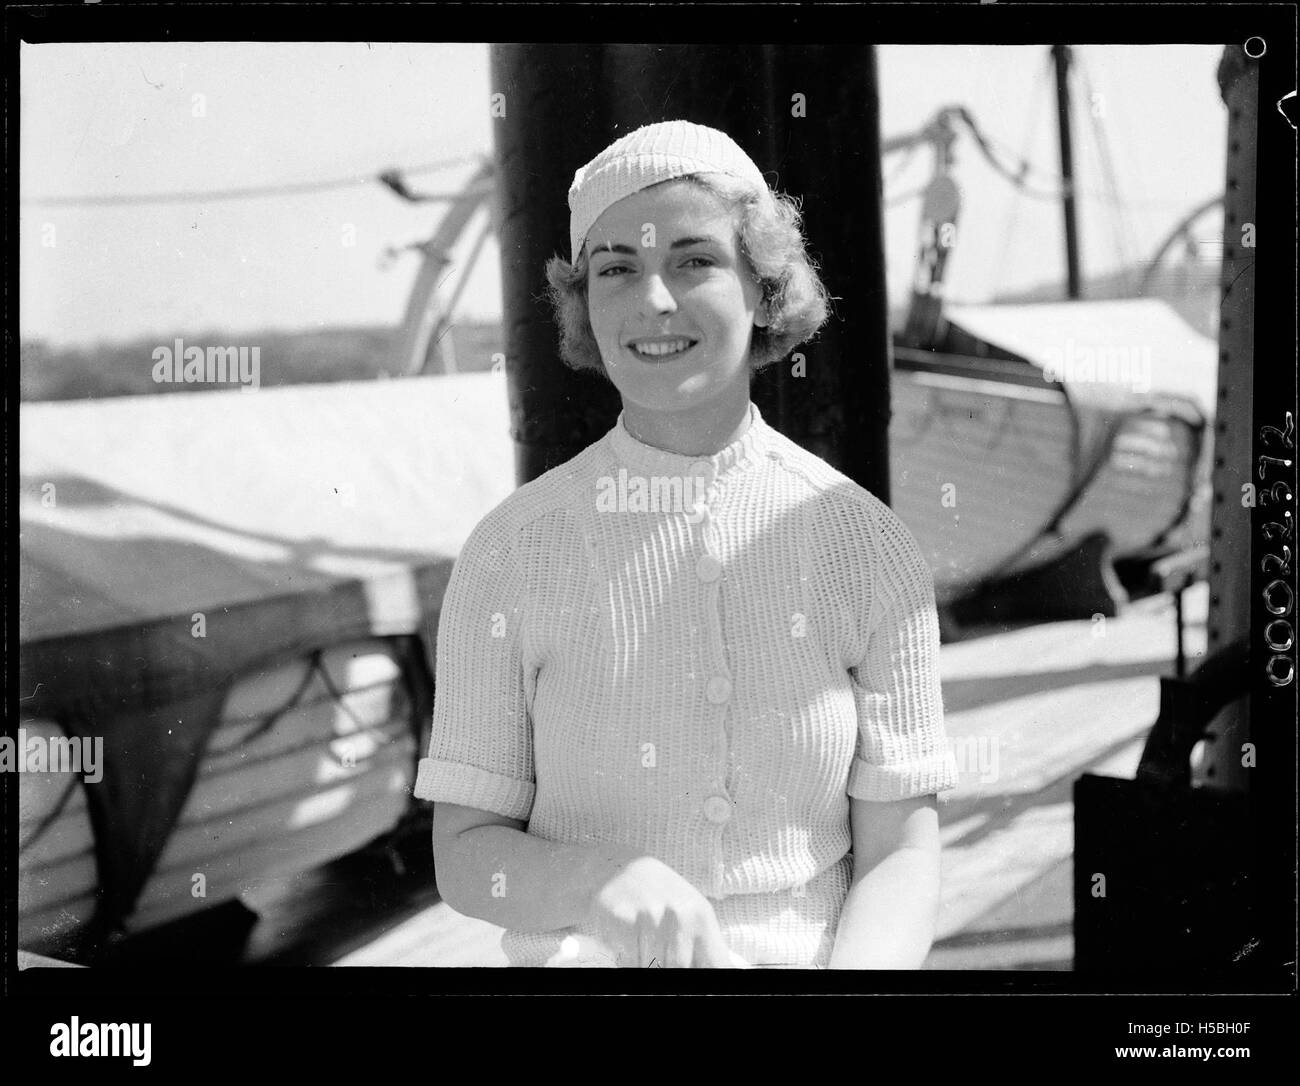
xmin=19 ymin=371 xmax=517 ymax=926
xmin=22 ymin=370 xmax=516 ymax=661
xmin=943 ymin=298 xmax=1218 ymax=420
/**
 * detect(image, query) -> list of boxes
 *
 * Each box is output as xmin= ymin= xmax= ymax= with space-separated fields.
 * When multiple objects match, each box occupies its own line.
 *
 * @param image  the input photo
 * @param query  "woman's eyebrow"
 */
xmin=589 ymin=235 xmax=725 ymax=256
xmin=589 ymin=242 xmax=638 ymax=256
xmin=668 ymin=235 xmax=725 ymax=250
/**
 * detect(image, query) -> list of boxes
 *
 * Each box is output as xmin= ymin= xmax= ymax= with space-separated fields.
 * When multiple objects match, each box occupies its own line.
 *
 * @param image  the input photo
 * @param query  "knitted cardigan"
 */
xmin=414 ymin=401 xmax=959 ymax=967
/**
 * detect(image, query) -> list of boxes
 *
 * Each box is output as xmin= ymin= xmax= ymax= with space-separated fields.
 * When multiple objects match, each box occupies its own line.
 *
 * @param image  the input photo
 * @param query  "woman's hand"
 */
xmin=585 ymin=856 xmax=735 ymax=967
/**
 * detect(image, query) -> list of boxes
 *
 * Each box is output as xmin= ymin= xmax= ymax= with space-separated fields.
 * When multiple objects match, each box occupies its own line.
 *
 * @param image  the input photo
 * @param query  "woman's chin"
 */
xmin=612 ymin=371 xmax=739 ymax=411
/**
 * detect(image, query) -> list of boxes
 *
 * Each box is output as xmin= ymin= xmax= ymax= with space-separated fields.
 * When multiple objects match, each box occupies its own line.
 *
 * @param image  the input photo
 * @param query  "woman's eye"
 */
xmin=595 ymin=264 xmax=631 ymax=278
xmin=683 ymin=256 xmax=715 ymax=268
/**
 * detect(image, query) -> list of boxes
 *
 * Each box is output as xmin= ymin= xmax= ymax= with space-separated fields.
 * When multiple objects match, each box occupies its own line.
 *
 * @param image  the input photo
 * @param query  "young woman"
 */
xmin=416 ymin=120 xmax=959 ymax=968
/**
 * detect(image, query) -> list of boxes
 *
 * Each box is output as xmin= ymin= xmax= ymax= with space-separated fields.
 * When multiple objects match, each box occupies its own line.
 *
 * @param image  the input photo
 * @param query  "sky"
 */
xmin=20 ymin=42 xmax=1227 ymax=348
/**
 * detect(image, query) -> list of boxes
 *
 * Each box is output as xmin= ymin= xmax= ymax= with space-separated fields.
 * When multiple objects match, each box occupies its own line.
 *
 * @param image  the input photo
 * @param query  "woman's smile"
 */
xmin=626 ymin=335 xmax=701 ymax=361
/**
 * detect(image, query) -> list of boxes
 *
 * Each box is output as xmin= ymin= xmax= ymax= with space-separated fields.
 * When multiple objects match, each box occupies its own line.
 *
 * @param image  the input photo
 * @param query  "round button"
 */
xmin=706 ymin=676 xmax=732 ymax=704
xmin=703 ymin=795 xmax=732 ymax=824
xmin=696 ymin=554 xmax=722 ymax=583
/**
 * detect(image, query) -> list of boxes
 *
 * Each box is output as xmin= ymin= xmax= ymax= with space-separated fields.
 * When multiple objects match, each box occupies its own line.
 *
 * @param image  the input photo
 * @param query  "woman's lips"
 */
xmin=627 ymin=337 xmax=699 ymax=361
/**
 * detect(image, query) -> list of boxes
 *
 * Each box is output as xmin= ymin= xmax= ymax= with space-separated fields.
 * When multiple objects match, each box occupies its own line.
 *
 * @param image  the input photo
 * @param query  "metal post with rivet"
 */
xmin=1196 ymin=44 xmax=1258 ymax=792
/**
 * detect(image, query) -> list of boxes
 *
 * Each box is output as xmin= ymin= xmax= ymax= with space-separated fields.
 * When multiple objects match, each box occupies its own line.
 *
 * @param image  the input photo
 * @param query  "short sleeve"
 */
xmin=412 ymin=514 xmax=536 ymax=820
xmin=845 ymin=503 xmax=959 ymax=801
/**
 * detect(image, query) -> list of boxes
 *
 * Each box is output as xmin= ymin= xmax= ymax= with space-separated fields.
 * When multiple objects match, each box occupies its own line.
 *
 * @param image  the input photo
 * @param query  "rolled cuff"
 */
xmin=846 ymin=748 xmax=960 ymax=802
xmin=413 ymin=757 xmax=535 ymax=821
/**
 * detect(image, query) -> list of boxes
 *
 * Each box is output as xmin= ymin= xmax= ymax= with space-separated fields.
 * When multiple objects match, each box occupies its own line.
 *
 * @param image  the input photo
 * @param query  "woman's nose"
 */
xmin=637 ymin=270 xmax=677 ymax=316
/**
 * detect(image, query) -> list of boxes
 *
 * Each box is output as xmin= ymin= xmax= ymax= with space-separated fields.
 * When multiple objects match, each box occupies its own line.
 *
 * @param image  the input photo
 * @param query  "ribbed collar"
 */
xmin=605 ymin=401 xmax=770 ymax=483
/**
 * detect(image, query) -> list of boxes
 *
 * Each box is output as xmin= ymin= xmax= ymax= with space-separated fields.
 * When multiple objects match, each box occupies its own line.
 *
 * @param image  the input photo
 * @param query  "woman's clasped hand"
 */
xmin=582 ymin=855 xmax=744 ymax=968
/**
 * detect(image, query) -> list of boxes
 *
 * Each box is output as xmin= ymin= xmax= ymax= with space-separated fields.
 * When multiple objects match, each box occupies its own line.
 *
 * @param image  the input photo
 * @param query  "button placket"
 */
xmin=702 ymin=607 xmax=730 ymax=768
xmin=699 ymin=515 xmax=728 ymax=668
xmin=693 ymin=477 xmax=733 ymax=853
xmin=688 ymin=460 xmax=712 ymax=507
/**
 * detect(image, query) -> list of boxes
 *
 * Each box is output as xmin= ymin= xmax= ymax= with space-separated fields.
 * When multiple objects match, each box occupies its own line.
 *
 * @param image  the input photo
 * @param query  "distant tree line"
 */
xmin=20 ymin=322 xmax=504 ymax=402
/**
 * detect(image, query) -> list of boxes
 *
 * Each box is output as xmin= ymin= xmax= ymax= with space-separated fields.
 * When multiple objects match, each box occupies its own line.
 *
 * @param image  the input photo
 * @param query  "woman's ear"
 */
xmin=754 ymin=301 xmax=770 ymax=329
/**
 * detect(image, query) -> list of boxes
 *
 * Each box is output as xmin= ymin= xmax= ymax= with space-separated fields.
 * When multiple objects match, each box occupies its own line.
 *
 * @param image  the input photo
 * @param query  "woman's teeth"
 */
xmin=632 ymin=339 xmax=695 ymax=357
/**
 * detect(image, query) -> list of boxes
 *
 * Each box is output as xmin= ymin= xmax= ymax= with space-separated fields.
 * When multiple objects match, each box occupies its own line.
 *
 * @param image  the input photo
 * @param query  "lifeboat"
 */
xmin=891 ymin=297 xmax=1213 ymax=607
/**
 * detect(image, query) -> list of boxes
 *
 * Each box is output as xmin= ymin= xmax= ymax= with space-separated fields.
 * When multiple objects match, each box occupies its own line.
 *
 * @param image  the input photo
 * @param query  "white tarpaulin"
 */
xmin=21 ymin=370 xmax=516 ymax=649
xmin=944 ymin=298 xmax=1218 ymax=418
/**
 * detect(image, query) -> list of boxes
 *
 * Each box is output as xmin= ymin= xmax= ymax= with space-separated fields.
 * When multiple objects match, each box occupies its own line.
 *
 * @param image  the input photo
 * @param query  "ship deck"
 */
xmin=23 ymin=583 xmax=1205 ymax=972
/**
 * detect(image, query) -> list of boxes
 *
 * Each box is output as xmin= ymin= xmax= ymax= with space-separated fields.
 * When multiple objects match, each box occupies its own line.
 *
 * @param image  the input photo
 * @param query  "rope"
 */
xmin=957 ymin=106 xmax=1182 ymax=210
xmin=22 ymin=152 xmax=489 ymax=208
xmin=884 ymin=141 xmax=919 ymax=185
xmin=18 ymin=769 xmax=81 ymax=857
xmin=991 ymin=54 xmax=1050 ymax=297
xmin=312 ymin=652 xmax=390 ymax=740
xmin=218 ymin=648 xmax=394 ymax=767
xmin=885 ymin=184 xmax=932 ymax=208
xmin=221 ymin=650 xmax=324 ymax=751
xmin=1077 ymin=51 xmax=1136 ymax=287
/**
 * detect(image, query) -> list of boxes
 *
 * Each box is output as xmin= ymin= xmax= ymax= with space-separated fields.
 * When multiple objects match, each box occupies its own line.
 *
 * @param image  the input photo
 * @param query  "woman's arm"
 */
xmin=433 ymin=802 xmax=737 ymax=966
xmin=826 ymin=793 xmax=942 ymax=969
xmin=433 ymin=801 xmax=640 ymax=931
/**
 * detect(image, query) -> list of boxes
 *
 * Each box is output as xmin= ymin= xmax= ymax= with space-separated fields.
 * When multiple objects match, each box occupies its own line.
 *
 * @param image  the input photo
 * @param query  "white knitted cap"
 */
xmin=567 ymin=120 xmax=767 ymax=263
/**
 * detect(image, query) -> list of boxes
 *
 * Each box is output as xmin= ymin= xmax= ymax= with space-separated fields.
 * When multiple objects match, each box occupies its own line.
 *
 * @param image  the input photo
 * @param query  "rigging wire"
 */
xmin=1076 ymin=49 xmax=1136 ymax=290
xmin=990 ymin=53 xmax=1051 ymax=297
xmin=885 ymin=184 xmax=932 ymax=208
xmin=959 ymin=110 xmax=1169 ymax=208
xmin=949 ymin=108 xmax=1062 ymax=200
xmin=35 ymin=115 xmax=1188 ymax=216
xmin=884 ymin=141 xmax=920 ymax=185
xmin=22 ymin=151 xmax=490 ymax=208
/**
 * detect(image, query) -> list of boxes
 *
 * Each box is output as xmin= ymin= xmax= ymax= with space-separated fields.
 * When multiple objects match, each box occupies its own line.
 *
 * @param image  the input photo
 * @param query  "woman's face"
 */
xmin=585 ymin=179 xmax=766 ymax=416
